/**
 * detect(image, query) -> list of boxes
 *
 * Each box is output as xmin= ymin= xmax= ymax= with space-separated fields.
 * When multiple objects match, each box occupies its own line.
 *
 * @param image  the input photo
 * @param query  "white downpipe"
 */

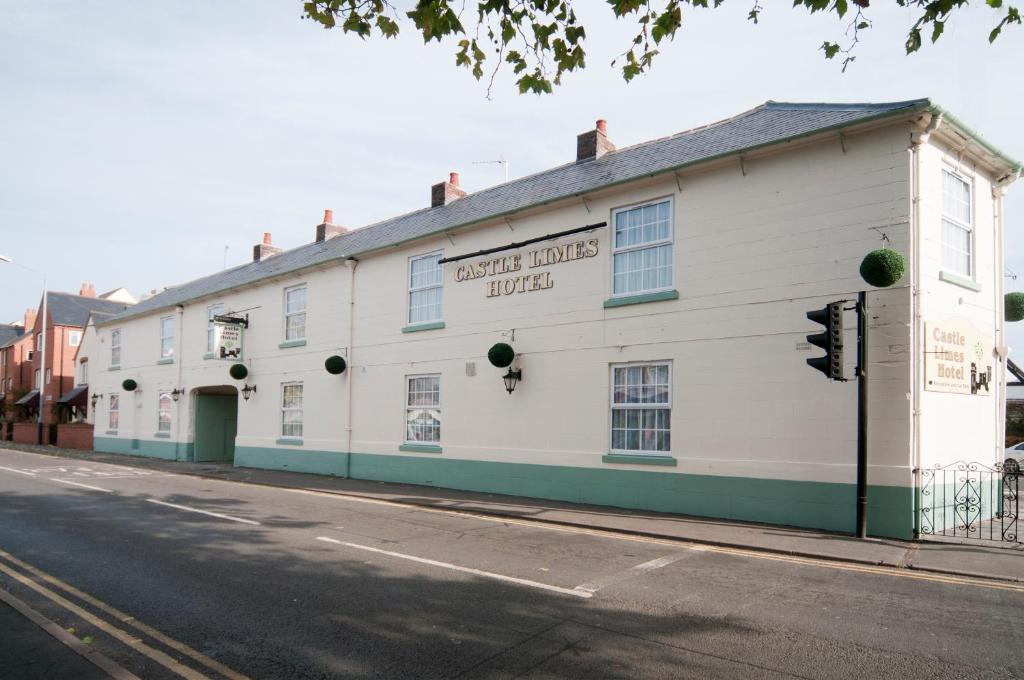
xmin=345 ymin=257 xmax=358 ymax=478
xmin=910 ymin=142 xmax=922 ymax=483
xmin=175 ymin=304 xmax=185 ymax=459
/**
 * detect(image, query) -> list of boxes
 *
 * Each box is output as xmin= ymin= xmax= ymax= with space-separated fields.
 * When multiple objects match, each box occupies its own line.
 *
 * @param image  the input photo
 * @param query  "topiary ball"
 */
xmin=859 ymin=248 xmax=907 ymax=288
xmin=1007 ymin=292 xmax=1024 ymax=322
xmin=488 ymin=342 xmax=515 ymax=368
xmin=229 ymin=363 xmax=248 ymax=380
xmin=121 ymin=379 xmax=137 ymax=392
xmin=325 ymin=355 xmax=347 ymax=375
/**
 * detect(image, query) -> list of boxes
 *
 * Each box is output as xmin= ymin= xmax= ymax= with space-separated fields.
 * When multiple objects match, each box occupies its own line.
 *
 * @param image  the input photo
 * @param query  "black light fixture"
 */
xmin=90 ymin=393 xmax=101 ymax=408
xmin=502 ymin=368 xmax=522 ymax=394
xmin=241 ymin=383 xmax=257 ymax=401
xmin=170 ymin=388 xmax=184 ymax=402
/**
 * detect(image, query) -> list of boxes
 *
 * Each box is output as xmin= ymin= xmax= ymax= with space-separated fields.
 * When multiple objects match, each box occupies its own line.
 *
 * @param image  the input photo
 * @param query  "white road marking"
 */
xmin=52 ymin=479 xmax=113 ymax=493
xmin=316 ymin=536 xmax=592 ymax=599
xmin=573 ymin=552 xmax=691 ymax=595
xmin=0 ymin=466 xmax=36 ymax=477
xmin=146 ymin=499 xmax=261 ymax=525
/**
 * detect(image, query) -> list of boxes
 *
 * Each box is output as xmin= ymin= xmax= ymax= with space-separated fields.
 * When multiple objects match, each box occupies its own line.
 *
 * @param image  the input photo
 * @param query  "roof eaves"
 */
xmin=926 ymin=103 xmax=1023 ymax=175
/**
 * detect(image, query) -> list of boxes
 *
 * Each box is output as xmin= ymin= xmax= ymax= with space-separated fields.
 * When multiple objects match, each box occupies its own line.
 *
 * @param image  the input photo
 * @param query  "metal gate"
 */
xmin=918 ymin=459 xmax=1020 ymax=543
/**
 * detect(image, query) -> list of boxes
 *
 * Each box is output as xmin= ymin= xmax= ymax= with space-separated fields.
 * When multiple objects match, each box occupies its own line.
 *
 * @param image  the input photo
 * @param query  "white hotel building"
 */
xmin=82 ymin=100 xmax=1021 ymax=540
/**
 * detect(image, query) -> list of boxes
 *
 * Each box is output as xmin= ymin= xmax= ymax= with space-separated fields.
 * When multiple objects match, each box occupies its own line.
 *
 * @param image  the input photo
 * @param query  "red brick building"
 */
xmin=14 ymin=285 xmax=132 ymax=426
xmin=0 ymin=310 xmax=33 ymax=416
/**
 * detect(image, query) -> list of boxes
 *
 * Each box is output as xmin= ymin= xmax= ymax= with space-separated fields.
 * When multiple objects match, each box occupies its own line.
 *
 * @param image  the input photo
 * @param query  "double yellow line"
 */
xmin=0 ymin=548 xmax=248 ymax=680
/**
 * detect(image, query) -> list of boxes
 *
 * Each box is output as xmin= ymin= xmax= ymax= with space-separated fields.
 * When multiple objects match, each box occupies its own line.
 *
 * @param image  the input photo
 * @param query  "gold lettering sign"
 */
xmin=924 ymin=318 xmax=993 ymax=395
xmin=454 ymin=237 xmax=599 ymax=297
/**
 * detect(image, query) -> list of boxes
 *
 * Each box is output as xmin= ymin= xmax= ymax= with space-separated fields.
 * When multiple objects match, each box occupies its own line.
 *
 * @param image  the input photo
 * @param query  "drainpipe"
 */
xmin=994 ymin=170 xmax=1019 ymax=463
xmin=344 ymin=257 xmax=358 ymax=478
xmin=175 ymin=304 xmax=185 ymax=460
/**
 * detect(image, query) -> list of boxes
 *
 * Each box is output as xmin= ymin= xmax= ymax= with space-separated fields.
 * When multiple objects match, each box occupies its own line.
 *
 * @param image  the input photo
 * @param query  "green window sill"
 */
xmin=157 ymin=358 xmax=175 ymax=365
xmin=276 ymin=437 xmax=303 ymax=446
xmin=939 ymin=270 xmax=981 ymax=292
xmin=203 ymin=352 xmax=216 ymax=360
xmin=108 ymin=366 xmax=120 ymax=372
xmin=602 ymin=453 xmax=678 ymax=467
xmin=402 ymin=321 xmax=445 ymax=334
xmin=154 ymin=432 xmax=171 ymax=439
xmin=603 ymin=289 xmax=679 ymax=309
xmin=399 ymin=443 xmax=443 ymax=454
xmin=105 ymin=430 xmax=118 ymax=435
xmin=279 ymin=339 xmax=307 ymax=349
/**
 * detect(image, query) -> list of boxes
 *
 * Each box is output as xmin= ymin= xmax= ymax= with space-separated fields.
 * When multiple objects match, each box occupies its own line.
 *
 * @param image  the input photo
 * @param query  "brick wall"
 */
xmin=12 ymin=422 xmax=40 ymax=445
xmin=57 ymin=423 xmax=93 ymax=451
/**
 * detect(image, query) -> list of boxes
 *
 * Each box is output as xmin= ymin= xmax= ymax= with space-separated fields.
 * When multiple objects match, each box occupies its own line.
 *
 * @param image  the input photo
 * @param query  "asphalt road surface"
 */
xmin=1 ymin=446 xmax=1022 ymax=680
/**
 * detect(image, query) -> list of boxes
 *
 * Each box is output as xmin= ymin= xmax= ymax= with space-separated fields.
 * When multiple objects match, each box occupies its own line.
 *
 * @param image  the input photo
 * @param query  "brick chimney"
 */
xmin=315 ymin=209 xmax=348 ymax=242
xmin=24 ymin=308 xmax=37 ymax=331
xmin=431 ymin=171 xmax=467 ymax=208
xmin=576 ymin=118 xmax=616 ymax=162
xmin=79 ymin=283 xmax=96 ymax=298
xmin=253 ymin=232 xmax=282 ymax=262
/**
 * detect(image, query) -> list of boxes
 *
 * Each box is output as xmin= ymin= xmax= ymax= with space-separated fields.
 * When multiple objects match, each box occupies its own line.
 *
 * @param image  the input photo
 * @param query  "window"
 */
xmin=79 ymin=361 xmax=88 ymax=386
xmin=941 ymin=170 xmax=972 ymax=278
xmin=284 ymin=286 xmax=307 ymax=341
xmin=45 ymin=368 xmax=51 ymax=384
xmin=158 ymin=393 xmax=172 ymax=433
xmin=68 ymin=330 xmax=82 ymax=347
xmin=408 ymin=252 xmax=443 ymax=325
xmin=36 ymin=333 xmax=42 ymax=351
xmin=611 ymin=199 xmax=673 ymax=296
xmin=109 ymin=394 xmax=119 ymax=431
xmin=405 ymin=375 xmax=441 ymax=443
xmin=160 ymin=316 xmax=175 ymax=359
xmin=111 ymin=329 xmax=121 ymax=367
xmin=34 ymin=369 xmax=40 ymax=388
xmin=207 ymin=304 xmax=225 ymax=353
xmin=281 ymin=382 xmax=303 ymax=439
xmin=610 ymin=362 xmax=671 ymax=455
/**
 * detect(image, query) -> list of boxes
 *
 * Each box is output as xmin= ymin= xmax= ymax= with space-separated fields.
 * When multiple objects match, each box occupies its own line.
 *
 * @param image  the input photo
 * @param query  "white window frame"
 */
xmin=940 ymin=168 xmax=973 ymax=279
xmin=108 ymin=394 xmax=119 ymax=431
xmin=206 ymin=303 xmax=225 ymax=353
xmin=404 ymin=374 xmax=441 ymax=444
xmin=34 ymin=369 xmax=40 ymax=389
xmin=609 ymin=361 xmax=672 ymax=457
xmin=159 ymin=316 xmax=175 ymax=359
xmin=280 ymin=382 xmax=304 ymax=440
xmin=79 ymin=360 xmax=88 ymax=386
xmin=610 ymin=196 xmax=675 ymax=298
xmin=45 ymin=368 xmax=51 ymax=385
xmin=407 ymin=251 xmax=444 ymax=325
xmin=283 ymin=285 xmax=307 ymax=342
xmin=157 ymin=392 xmax=172 ymax=433
xmin=68 ymin=330 xmax=82 ymax=347
xmin=36 ymin=333 xmax=42 ymax=351
xmin=111 ymin=329 xmax=121 ymax=367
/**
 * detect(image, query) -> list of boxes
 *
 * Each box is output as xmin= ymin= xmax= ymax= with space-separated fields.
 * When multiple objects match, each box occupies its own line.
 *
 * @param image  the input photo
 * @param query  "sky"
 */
xmin=1 ymin=2 xmax=1021 ymax=344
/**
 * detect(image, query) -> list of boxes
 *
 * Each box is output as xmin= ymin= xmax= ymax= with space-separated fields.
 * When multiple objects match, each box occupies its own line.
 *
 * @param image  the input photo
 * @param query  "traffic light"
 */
xmin=806 ymin=302 xmax=845 ymax=381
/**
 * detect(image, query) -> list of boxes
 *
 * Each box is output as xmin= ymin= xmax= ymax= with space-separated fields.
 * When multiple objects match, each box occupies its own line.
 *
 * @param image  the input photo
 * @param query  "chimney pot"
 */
xmin=449 ymin=171 xmax=460 ymax=187
xmin=254 ymin=232 xmax=283 ymax=262
xmin=596 ymin=119 xmax=607 ymax=135
xmin=315 ymin=209 xmax=348 ymax=242
xmin=576 ymin=119 xmax=616 ymax=163
xmin=263 ymin=232 xmax=273 ymax=245
xmin=431 ymin=171 xmax=467 ymax=208
xmin=323 ymin=209 xmax=334 ymax=225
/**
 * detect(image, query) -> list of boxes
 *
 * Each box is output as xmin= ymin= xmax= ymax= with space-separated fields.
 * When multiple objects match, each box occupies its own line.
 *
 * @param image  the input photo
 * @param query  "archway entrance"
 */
xmin=193 ymin=385 xmax=238 ymax=463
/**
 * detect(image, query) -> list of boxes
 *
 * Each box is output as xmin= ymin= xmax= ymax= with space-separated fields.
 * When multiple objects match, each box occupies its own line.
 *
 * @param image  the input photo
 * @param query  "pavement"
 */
xmin=1 ymin=443 xmax=1022 ymax=679
xmin=2 ymin=441 xmax=1022 ymax=583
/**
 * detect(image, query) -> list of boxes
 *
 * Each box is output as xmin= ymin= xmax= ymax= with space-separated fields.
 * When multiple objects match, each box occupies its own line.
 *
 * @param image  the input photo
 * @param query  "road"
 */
xmin=0 ymin=446 xmax=1022 ymax=680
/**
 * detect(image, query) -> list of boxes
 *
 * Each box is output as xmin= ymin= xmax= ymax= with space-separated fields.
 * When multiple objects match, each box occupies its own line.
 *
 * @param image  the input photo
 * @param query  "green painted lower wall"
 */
xmin=231 ymin=446 xmax=915 ymax=540
xmin=94 ymin=436 xmax=193 ymax=462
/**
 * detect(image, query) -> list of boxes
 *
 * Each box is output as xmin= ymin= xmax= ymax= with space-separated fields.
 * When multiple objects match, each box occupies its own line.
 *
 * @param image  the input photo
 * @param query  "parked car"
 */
xmin=1004 ymin=442 xmax=1024 ymax=468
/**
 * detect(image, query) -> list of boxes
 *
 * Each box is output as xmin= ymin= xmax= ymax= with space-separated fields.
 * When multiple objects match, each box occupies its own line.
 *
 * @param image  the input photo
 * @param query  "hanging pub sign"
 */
xmin=924 ymin=317 xmax=993 ymax=395
xmin=213 ymin=319 xmax=244 ymax=360
xmin=442 ymin=222 xmax=605 ymax=299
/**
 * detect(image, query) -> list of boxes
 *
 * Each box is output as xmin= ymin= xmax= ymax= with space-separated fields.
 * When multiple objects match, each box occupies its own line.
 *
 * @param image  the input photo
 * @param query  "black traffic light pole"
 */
xmin=855 ymin=291 xmax=868 ymax=540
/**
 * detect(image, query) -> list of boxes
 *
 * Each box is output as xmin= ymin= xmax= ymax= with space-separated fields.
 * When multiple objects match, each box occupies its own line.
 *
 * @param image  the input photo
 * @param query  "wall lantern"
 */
xmin=122 ymin=379 xmax=138 ymax=392
xmin=170 ymin=388 xmax=184 ymax=402
xmin=502 ymin=368 xmax=522 ymax=394
xmin=241 ymin=384 xmax=257 ymax=401
xmin=90 ymin=393 xmax=101 ymax=408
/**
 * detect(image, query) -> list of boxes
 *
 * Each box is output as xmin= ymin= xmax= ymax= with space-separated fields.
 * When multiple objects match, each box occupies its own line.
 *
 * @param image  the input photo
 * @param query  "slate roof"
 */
xmin=101 ymin=98 xmax=1018 ymax=325
xmin=0 ymin=324 xmax=25 ymax=349
xmin=46 ymin=292 xmax=131 ymax=327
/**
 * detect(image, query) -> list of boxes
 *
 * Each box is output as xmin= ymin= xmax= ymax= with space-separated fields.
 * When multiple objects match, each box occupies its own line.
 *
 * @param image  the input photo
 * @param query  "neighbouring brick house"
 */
xmin=19 ymin=285 xmax=133 ymax=427
xmin=0 ymin=310 xmax=34 ymax=417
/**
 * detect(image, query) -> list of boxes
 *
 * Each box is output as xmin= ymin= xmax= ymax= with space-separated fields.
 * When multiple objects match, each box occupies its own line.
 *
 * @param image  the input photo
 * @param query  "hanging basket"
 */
xmin=859 ymin=248 xmax=906 ymax=288
xmin=121 ymin=379 xmax=137 ymax=392
xmin=325 ymin=355 xmax=347 ymax=375
xmin=229 ymin=363 xmax=248 ymax=380
xmin=487 ymin=342 xmax=515 ymax=368
xmin=1007 ymin=292 xmax=1024 ymax=322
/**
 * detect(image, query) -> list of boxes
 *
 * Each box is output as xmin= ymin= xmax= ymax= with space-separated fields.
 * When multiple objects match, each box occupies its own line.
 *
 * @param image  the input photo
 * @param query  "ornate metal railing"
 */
xmin=918 ymin=459 xmax=1020 ymax=543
